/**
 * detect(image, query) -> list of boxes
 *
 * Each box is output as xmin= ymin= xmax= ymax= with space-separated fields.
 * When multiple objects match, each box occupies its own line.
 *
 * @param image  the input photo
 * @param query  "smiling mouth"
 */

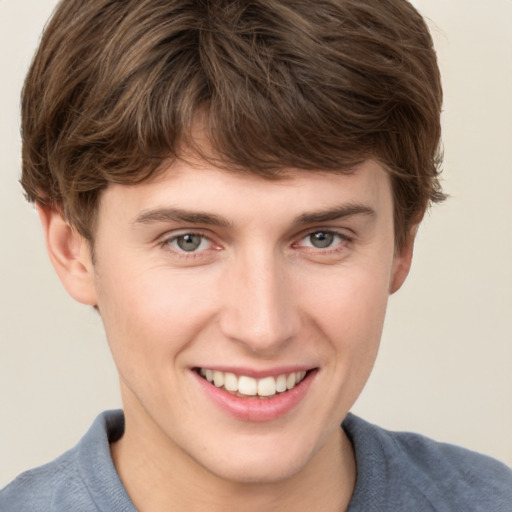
xmin=195 ymin=368 xmax=310 ymax=398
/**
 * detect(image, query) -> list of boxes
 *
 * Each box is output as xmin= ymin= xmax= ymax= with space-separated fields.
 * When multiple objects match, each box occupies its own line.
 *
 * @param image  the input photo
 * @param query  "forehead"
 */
xmin=97 ymin=158 xmax=392 ymax=227
xmin=97 ymin=160 xmax=393 ymax=234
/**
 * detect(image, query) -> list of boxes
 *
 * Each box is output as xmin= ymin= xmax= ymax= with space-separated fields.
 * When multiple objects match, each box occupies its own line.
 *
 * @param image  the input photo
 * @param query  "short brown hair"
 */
xmin=21 ymin=0 xmax=445 ymax=250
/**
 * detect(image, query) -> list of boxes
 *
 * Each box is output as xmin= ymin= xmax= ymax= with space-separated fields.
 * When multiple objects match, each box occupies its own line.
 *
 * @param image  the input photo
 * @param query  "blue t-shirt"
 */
xmin=1 ymin=410 xmax=511 ymax=511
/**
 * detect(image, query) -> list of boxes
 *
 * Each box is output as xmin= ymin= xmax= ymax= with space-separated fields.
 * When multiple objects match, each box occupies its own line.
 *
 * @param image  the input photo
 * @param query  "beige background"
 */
xmin=1 ymin=0 xmax=511 ymax=486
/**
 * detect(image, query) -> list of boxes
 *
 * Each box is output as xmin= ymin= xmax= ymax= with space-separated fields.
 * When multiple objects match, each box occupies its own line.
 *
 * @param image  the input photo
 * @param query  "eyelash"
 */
xmin=159 ymin=229 xmax=353 ymax=257
xmin=160 ymin=231 xmax=216 ymax=257
xmin=294 ymin=230 xmax=353 ymax=252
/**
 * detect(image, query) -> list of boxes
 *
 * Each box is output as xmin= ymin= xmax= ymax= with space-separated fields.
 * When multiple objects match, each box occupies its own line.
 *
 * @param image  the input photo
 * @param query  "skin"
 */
xmin=39 ymin=158 xmax=414 ymax=512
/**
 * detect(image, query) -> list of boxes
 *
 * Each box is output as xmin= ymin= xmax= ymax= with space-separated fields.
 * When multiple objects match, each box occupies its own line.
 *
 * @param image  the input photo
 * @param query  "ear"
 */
xmin=389 ymin=226 xmax=417 ymax=294
xmin=37 ymin=204 xmax=97 ymax=306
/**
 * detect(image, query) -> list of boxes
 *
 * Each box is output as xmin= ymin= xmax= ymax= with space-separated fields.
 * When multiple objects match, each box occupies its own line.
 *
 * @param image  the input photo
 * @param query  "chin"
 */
xmin=206 ymin=457 xmax=306 ymax=486
xmin=189 ymin=433 xmax=321 ymax=486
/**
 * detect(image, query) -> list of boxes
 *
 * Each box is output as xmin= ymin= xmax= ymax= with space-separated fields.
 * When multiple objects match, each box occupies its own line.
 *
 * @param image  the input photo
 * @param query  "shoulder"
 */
xmin=0 ymin=410 xmax=131 ymax=512
xmin=343 ymin=414 xmax=512 ymax=511
xmin=0 ymin=446 xmax=84 ymax=512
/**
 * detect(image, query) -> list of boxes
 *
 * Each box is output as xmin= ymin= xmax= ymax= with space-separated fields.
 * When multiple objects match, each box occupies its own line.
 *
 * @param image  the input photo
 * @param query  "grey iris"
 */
xmin=177 ymin=234 xmax=202 ymax=251
xmin=310 ymin=232 xmax=334 ymax=248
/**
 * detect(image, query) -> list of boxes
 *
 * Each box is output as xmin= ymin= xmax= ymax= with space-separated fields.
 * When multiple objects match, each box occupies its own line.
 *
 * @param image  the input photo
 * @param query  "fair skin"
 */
xmin=39 ymin=158 xmax=414 ymax=512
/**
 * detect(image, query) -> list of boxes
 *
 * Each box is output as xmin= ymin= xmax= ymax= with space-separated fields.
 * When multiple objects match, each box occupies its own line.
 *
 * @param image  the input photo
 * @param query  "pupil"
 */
xmin=177 ymin=234 xmax=202 ymax=251
xmin=310 ymin=232 xmax=334 ymax=248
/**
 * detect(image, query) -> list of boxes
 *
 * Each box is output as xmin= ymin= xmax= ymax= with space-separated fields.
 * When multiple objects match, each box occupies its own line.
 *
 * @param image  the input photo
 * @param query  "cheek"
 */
xmin=302 ymin=264 xmax=390 ymax=343
xmin=301 ymin=264 xmax=390 ymax=394
xmin=95 ymin=265 xmax=219 ymax=364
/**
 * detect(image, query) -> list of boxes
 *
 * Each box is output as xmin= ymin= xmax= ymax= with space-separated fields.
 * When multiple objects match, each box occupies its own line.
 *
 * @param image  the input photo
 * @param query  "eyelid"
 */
xmin=159 ymin=229 xmax=220 ymax=253
xmin=296 ymin=227 xmax=353 ymax=242
xmin=293 ymin=228 xmax=354 ymax=252
xmin=158 ymin=227 xmax=212 ymax=242
xmin=157 ymin=226 xmax=353 ymax=254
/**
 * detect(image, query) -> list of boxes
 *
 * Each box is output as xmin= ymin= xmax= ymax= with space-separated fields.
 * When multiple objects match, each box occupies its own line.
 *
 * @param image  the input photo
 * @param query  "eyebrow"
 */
xmin=294 ymin=203 xmax=376 ymax=226
xmin=133 ymin=208 xmax=232 ymax=227
xmin=133 ymin=203 xmax=376 ymax=229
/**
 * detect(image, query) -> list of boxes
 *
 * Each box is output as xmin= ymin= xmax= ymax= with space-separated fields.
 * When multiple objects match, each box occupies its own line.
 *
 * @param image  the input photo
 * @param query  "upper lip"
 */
xmin=193 ymin=366 xmax=316 ymax=379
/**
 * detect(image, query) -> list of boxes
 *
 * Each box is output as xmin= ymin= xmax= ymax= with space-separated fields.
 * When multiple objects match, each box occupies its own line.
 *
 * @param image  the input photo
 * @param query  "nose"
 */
xmin=218 ymin=250 xmax=301 ymax=354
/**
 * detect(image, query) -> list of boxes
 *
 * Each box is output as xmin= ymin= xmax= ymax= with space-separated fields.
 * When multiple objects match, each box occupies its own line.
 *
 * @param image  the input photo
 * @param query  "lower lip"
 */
xmin=193 ymin=370 xmax=317 ymax=422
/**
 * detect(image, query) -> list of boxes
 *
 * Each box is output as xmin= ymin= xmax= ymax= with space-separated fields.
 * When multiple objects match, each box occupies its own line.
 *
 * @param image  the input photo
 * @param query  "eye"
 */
xmin=308 ymin=231 xmax=337 ymax=248
xmin=298 ymin=230 xmax=350 ymax=250
xmin=166 ymin=233 xmax=211 ymax=252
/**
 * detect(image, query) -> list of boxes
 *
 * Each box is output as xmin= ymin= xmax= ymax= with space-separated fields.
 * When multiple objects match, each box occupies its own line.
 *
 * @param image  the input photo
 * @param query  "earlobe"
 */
xmin=37 ymin=204 xmax=97 ymax=306
xmin=389 ymin=228 xmax=417 ymax=294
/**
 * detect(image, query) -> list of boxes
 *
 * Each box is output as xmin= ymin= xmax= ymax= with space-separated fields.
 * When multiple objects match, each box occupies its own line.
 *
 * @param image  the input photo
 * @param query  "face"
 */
xmin=72 ymin=159 xmax=411 ymax=483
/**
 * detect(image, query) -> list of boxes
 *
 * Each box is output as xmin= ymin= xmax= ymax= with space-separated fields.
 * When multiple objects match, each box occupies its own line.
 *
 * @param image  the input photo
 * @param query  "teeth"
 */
xmin=198 ymin=368 xmax=308 ymax=397
xmin=276 ymin=374 xmax=287 ymax=393
xmin=258 ymin=376 xmax=276 ymax=397
xmin=238 ymin=376 xmax=258 ymax=396
xmin=224 ymin=372 xmax=238 ymax=392
xmin=286 ymin=372 xmax=296 ymax=390
xmin=213 ymin=370 xmax=224 ymax=388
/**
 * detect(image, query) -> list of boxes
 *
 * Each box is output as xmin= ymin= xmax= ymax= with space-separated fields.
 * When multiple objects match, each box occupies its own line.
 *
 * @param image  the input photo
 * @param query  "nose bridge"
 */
xmin=219 ymin=246 xmax=300 ymax=353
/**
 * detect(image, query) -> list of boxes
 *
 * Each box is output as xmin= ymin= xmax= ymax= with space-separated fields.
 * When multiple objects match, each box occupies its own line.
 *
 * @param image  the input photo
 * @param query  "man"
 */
xmin=1 ymin=0 xmax=511 ymax=510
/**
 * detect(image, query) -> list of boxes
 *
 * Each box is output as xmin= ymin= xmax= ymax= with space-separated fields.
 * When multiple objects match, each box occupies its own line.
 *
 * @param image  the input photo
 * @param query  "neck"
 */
xmin=111 ymin=404 xmax=356 ymax=512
